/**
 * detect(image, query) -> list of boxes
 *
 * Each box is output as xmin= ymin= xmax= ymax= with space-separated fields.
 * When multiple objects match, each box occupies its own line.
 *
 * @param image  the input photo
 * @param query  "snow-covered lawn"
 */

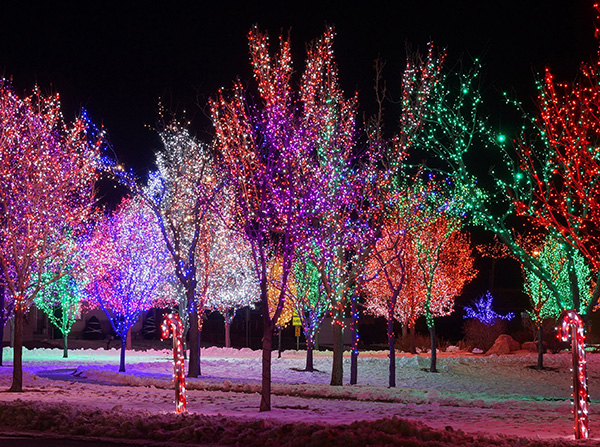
xmin=0 ymin=346 xmax=598 ymax=445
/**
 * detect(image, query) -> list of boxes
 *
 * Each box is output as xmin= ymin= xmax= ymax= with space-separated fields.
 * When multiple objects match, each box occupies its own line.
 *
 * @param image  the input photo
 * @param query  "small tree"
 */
xmin=0 ymin=81 xmax=100 ymax=391
xmin=410 ymin=211 xmax=476 ymax=372
xmin=205 ymin=224 xmax=259 ymax=348
xmin=34 ymin=265 xmax=83 ymax=358
xmin=522 ymin=234 xmax=592 ymax=368
xmin=83 ymin=197 xmax=173 ymax=372
xmin=291 ymin=256 xmax=331 ymax=371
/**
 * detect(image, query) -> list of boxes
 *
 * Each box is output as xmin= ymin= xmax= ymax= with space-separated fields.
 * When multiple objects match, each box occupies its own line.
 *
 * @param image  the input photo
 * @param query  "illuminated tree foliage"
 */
xmin=83 ymin=197 xmax=173 ymax=372
xmin=418 ymin=57 xmax=586 ymax=327
xmin=511 ymin=24 xmax=600 ymax=314
xmin=522 ymin=234 xmax=592 ymax=368
xmin=136 ymin=121 xmax=219 ymax=378
xmin=0 ymin=81 xmax=100 ymax=391
xmin=205 ymin=223 xmax=259 ymax=348
xmin=211 ymin=27 xmax=324 ymax=411
xmin=291 ymin=256 xmax=330 ymax=371
xmin=410 ymin=201 xmax=476 ymax=373
xmin=34 ymin=254 xmax=83 ymax=359
xmin=361 ymin=188 xmax=417 ymax=387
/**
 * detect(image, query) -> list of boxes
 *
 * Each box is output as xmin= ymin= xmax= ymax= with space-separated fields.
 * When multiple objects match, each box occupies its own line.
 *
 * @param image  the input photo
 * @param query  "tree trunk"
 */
xmin=63 ymin=333 xmax=68 ymax=358
xmin=305 ymin=338 xmax=314 ymax=371
xmin=278 ymin=327 xmax=282 ymax=359
xmin=126 ymin=327 xmax=132 ymax=350
xmin=388 ymin=314 xmax=396 ymax=387
xmin=225 ymin=321 xmax=231 ymax=348
xmin=330 ymin=322 xmax=344 ymax=386
xmin=0 ymin=286 xmax=5 ymax=367
xmin=429 ymin=325 xmax=437 ymax=373
xmin=409 ymin=325 xmax=416 ymax=354
xmin=537 ymin=323 xmax=544 ymax=370
xmin=402 ymin=322 xmax=408 ymax=352
xmin=350 ymin=294 xmax=358 ymax=385
xmin=259 ymin=319 xmax=274 ymax=412
xmin=119 ymin=338 xmax=126 ymax=372
xmin=187 ymin=300 xmax=200 ymax=377
xmin=9 ymin=306 xmax=23 ymax=391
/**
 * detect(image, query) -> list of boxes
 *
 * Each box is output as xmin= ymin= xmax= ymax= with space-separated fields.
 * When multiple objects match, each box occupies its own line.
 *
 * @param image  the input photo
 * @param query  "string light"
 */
xmin=558 ymin=311 xmax=589 ymax=439
xmin=161 ymin=313 xmax=187 ymax=414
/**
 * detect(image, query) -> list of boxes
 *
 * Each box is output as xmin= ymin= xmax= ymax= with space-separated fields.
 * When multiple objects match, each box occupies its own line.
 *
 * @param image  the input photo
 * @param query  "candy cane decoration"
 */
xmin=558 ymin=310 xmax=589 ymax=439
xmin=161 ymin=313 xmax=187 ymax=413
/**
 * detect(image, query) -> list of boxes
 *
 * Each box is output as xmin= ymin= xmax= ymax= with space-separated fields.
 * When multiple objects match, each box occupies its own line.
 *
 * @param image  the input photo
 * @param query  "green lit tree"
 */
xmin=522 ymin=234 xmax=592 ymax=369
xmin=34 ymin=268 xmax=82 ymax=358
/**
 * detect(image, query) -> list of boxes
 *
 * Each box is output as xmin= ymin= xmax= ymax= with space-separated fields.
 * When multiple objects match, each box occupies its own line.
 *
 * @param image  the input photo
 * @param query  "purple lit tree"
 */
xmin=211 ymin=27 xmax=326 ymax=411
xmin=83 ymin=197 xmax=173 ymax=372
xmin=0 ymin=81 xmax=100 ymax=391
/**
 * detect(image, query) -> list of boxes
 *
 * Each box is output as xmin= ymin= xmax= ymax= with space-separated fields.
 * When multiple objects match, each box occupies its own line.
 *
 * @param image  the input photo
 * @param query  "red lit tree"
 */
xmin=411 ymin=215 xmax=476 ymax=372
xmin=83 ymin=197 xmax=173 ymax=372
xmin=0 ymin=81 xmax=100 ymax=391
xmin=361 ymin=188 xmax=417 ymax=387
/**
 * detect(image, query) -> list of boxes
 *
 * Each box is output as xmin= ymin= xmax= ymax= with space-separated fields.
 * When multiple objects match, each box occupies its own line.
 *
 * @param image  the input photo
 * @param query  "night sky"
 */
xmin=1 ymin=1 xmax=598 ymax=336
xmin=0 ymin=1 xmax=596 ymax=173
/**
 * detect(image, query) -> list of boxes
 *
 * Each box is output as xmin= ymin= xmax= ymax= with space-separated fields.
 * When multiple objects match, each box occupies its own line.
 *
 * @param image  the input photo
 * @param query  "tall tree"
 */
xmin=83 ymin=197 xmax=173 ymax=372
xmin=0 ymin=81 xmax=100 ymax=391
xmin=110 ymin=121 xmax=220 ymax=377
xmin=211 ymin=27 xmax=322 ymax=411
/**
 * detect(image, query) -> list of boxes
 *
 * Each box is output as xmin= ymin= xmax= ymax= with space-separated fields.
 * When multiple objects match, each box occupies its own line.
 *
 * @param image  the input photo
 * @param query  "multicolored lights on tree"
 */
xmin=0 ymin=80 xmax=100 ymax=392
xmin=83 ymin=197 xmax=173 ymax=372
xmin=558 ymin=311 xmax=589 ymax=439
xmin=161 ymin=313 xmax=187 ymax=414
xmin=211 ymin=26 xmax=327 ymax=410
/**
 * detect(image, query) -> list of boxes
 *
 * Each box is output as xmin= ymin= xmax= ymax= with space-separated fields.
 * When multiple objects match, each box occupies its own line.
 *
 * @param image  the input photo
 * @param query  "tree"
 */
xmin=0 ymin=81 xmax=100 ymax=391
xmin=291 ymin=256 xmax=331 ymax=371
xmin=34 ymin=263 xmax=83 ymax=358
xmin=410 ymin=209 xmax=476 ymax=372
xmin=361 ymin=189 xmax=417 ymax=387
xmin=205 ymin=223 xmax=259 ymax=348
xmin=211 ymin=27 xmax=322 ymax=411
xmin=522 ymin=234 xmax=592 ymax=368
xmin=106 ymin=119 xmax=219 ymax=378
xmin=83 ymin=197 xmax=173 ymax=372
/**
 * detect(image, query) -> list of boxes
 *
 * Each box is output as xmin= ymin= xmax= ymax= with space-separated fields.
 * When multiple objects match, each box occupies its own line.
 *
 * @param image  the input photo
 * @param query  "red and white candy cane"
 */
xmin=162 ymin=313 xmax=187 ymax=413
xmin=558 ymin=310 xmax=589 ymax=439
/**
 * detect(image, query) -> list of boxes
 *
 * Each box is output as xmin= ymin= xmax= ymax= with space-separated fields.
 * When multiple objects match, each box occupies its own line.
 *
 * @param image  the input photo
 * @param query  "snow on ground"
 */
xmin=0 ymin=345 xmax=598 ymax=445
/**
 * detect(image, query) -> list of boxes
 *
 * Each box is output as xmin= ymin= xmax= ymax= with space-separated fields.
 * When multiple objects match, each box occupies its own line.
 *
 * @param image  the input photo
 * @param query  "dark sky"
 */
xmin=0 ymin=1 xmax=596 ymax=175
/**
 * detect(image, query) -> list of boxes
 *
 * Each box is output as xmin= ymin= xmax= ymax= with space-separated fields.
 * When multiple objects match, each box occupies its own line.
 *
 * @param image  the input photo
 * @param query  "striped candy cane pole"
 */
xmin=558 ymin=310 xmax=589 ymax=439
xmin=161 ymin=313 xmax=187 ymax=413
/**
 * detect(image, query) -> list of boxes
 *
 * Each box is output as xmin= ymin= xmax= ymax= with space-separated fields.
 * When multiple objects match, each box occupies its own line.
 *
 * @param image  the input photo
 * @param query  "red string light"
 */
xmin=558 ymin=311 xmax=589 ymax=439
xmin=161 ymin=313 xmax=187 ymax=414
